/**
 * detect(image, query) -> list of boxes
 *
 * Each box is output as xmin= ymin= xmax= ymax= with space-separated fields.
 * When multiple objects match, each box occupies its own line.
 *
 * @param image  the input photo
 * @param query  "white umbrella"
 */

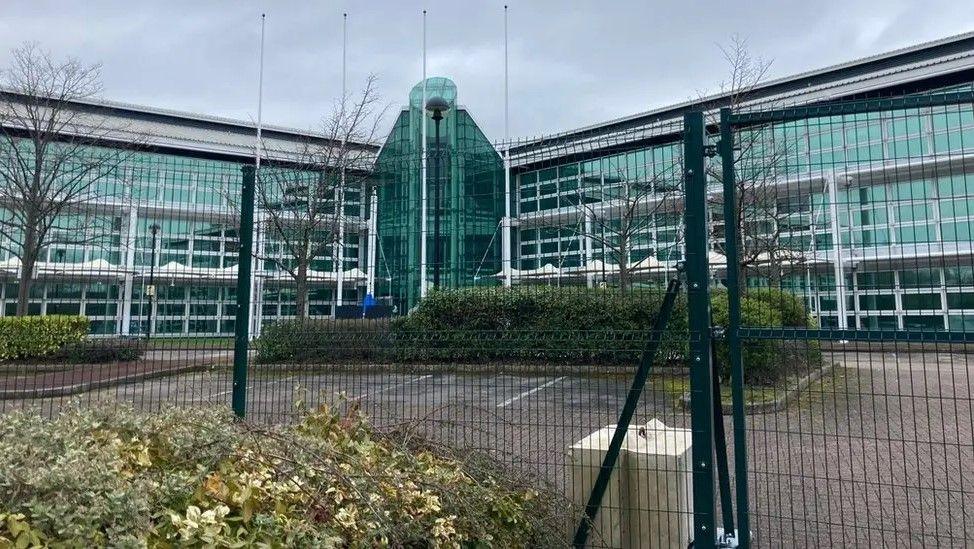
xmin=0 ymin=257 xmax=133 ymax=280
xmin=142 ymin=261 xmax=239 ymax=282
xmin=342 ymin=267 xmax=368 ymax=282
xmin=631 ymin=255 xmax=665 ymax=272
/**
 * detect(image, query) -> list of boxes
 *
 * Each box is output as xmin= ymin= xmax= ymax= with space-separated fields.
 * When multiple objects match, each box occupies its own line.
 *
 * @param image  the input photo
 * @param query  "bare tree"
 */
xmin=254 ymin=75 xmax=385 ymax=318
xmin=0 ymin=42 xmax=136 ymax=315
xmin=574 ymin=160 xmax=682 ymax=290
xmin=705 ymin=36 xmax=802 ymax=288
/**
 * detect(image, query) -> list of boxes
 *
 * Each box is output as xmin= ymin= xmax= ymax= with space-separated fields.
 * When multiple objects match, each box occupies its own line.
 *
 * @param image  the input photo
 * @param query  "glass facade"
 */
xmin=375 ymin=77 xmax=504 ymax=312
xmin=513 ymin=92 xmax=974 ymax=330
xmin=0 ymin=145 xmax=366 ymax=336
xmin=2 ymin=64 xmax=973 ymax=336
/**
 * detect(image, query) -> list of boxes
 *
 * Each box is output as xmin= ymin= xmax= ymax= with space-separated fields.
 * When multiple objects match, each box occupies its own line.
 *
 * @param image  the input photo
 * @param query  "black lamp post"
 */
xmin=147 ymin=223 xmax=161 ymax=340
xmin=425 ymin=96 xmax=449 ymax=289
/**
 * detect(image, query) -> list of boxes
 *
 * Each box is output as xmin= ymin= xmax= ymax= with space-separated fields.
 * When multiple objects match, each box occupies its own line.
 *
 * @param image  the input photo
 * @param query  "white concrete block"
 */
xmin=570 ymin=419 xmax=693 ymax=549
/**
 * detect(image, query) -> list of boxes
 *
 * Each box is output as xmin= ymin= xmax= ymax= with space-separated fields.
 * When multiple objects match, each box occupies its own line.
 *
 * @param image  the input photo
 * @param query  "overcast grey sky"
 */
xmin=2 ymin=1 xmax=973 ymax=142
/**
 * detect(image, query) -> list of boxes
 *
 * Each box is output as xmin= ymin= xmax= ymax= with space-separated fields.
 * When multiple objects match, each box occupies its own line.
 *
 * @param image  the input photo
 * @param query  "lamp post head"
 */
xmin=425 ymin=96 xmax=450 ymax=121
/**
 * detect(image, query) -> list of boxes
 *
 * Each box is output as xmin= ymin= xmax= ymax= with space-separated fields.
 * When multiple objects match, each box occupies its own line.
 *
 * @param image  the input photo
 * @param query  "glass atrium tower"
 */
xmin=375 ymin=77 xmax=504 ymax=312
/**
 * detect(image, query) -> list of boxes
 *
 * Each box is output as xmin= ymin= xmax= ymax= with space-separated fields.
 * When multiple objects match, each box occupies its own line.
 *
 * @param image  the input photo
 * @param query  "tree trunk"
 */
xmin=618 ymin=234 xmax=632 ymax=291
xmin=618 ymin=266 xmax=631 ymax=292
xmin=295 ymin=260 xmax=308 ymax=320
xmin=16 ymin=226 xmax=39 ymax=316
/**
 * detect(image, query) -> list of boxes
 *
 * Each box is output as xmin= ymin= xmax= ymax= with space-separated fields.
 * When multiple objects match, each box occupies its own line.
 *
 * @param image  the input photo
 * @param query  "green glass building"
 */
xmin=375 ymin=77 xmax=504 ymax=312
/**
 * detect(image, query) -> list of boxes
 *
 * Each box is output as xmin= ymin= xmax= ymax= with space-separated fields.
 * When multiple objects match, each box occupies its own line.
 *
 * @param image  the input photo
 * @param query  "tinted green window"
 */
xmin=46 ymin=302 xmax=81 ymax=315
xmin=84 ymin=303 xmax=118 ymax=316
xmin=945 ymin=266 xmax=974 ymax=286
xmin=858 ymin=294 xmax=895 ymax=311
xmin=861 ymin=315 xmax=898 ymax=330
xmin=902 ymin=294 xmax=941 ymax=310
xmin=537 ymin=168 xmax=557 ymax=182
xmin=937 ymin=174 xmax=972 ymax=198
xmin=941 ymin=222 xmax=974 ymax=242
xmin=896 ymin=224 xmax=935 ymax=243
xmin=900 ymin=268 xmax=940 ymax=288
xmin=947 ymin=293 xmax=974 ymax=309
xmin=949 ymin=314 xmax=974 ymax=332
xmin=941 ymin=198 xmax=974 ymax=218
xmin=895 ymin=204 xmax=932 ymax=223
xmin=857 ymin=271 xmax=894 ymax=290
xmin=903 ymin=315 xmax=943 ymax=330
xmin=891 ymin=180 xmax=933 ymax=201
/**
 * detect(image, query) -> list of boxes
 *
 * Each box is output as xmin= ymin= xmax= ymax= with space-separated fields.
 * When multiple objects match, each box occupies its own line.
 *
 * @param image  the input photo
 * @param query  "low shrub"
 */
xmin=256 ymin=318 xmax=393 ymax=363
xmin=256 ymin=286 xmax=824 ymax=385
xmin=711 ymin=293 xmax=785 ymax=384
xmin=0 ymin=405 xmax=554 ymax=547
xmin=391 ymin=287 xmax=689 ymax=365
xmin=0 ymin=315 xmax=89 ymax=360
xmin=60 ymin=338 xmax=144 ymax=363
xmin=735 ymin=288 xmax=823 ymax=383
xmin=745 ymin=287 xmax=816 ymax=327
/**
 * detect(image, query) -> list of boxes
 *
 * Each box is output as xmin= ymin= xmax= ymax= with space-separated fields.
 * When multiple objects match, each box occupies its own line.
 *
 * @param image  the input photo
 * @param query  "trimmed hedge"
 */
xmin=256 ymin=318 xmax=393 ymax=363
xmin=0 ymin=315 xmax=89 ymax=360
xmin=390 ymin=287 xmax=688 ymax=364
xmin=255 ymin=287 xmax=823 ymax=385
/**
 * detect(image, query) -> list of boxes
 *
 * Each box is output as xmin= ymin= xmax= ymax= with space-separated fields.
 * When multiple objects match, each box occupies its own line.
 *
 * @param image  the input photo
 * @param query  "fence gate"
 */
xmin=686 ymin=91 xmax=974 ymax=547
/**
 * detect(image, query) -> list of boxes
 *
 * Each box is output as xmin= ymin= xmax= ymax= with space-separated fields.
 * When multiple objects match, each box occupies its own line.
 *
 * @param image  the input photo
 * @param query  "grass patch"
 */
xmin=653 ymin=375 xmax=782 ymax=407
xmin=143 ymin=337 xmax=233 ymax=350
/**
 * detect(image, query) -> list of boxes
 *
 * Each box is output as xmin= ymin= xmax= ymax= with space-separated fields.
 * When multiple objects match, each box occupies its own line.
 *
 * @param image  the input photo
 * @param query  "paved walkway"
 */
xmin=0 ymin=351 xmax=231 ymax=399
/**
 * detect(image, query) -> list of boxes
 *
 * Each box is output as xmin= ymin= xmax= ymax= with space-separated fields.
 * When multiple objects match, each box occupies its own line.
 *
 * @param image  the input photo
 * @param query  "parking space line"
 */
xmin=496 ymin=376 xmax=567 ymax=408
xmin=208 ymin=374 xmax=298 ymax=399
xmin=350 ymin=374 xmax=433 ymax=402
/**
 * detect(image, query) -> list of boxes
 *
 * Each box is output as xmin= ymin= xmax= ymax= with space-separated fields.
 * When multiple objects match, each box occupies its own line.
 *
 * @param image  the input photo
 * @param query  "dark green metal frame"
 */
xmin=232 ymin=165 xmax=256 ymax=417
xmin=727 ymin=90 xmax=974 ymax=126
xmin=684 ymin=111 xmax=717 ymax=548
xmin=719 ymin=107 xmax=750 ymax=548
xmin=716 ymin=89 xmax=974 ymax=548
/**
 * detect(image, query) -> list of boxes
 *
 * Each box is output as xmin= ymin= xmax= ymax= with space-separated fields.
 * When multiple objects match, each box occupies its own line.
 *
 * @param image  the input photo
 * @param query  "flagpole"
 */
xmin=501 ymin=5 xmax=513 ymax=287
xmin=419 ymin=9 xmax=429 ymax=299
xmin=335 ymin=12 xmax=348 ymax=315
xmin=251 ymin=13 xmax=266 ymax=339
xmin=255 ymin=14 xmax=265 ymax=168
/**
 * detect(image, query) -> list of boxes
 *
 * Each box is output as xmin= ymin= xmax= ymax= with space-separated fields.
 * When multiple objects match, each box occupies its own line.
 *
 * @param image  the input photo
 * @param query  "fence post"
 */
xmin=683 ymin=111 xmax=716 ymax=548
xmin=232 ymin=165 xmax=256 ymax=418
xmin=720 ymin=107 xmax=750 ymax=547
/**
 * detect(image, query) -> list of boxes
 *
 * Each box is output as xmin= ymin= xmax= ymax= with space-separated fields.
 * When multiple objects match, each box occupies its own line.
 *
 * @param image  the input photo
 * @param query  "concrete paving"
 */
xmin=2 ymin=349 xmax=972 ymax=547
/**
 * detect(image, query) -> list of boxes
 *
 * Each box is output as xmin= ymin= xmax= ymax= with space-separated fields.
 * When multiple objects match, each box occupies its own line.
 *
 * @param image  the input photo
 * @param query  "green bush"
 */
xmin=711 ymin=293 xmax=783 ymax=384
xmin=0 ymin=405 xmax=553 ymax=547
xmin=256 ymin=286 xmax=824 ymax=385
xmin=0 ymin=315 xmax=89 ymax=360
xmin=257 ymin=318 xmax=393 ymax=363
xmin=745 ymin=288 xmax=816 ymax=327
xmin=60 ymin=338 xmax=144 ymax=363
xmin=708 ymin=288 xmax=824 ymax=385
xmin=391 ymin=287 xmax=689 ymax=365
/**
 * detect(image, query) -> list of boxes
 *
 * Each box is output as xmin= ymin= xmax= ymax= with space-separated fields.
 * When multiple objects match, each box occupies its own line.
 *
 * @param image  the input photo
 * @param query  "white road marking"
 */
xmin=210 ymin=374 xmax=298 ymax=398
xmin=350 ymin=375 xmax=433 ymax=402
xmin=496 ymin=376 xmax=567 ymax=408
